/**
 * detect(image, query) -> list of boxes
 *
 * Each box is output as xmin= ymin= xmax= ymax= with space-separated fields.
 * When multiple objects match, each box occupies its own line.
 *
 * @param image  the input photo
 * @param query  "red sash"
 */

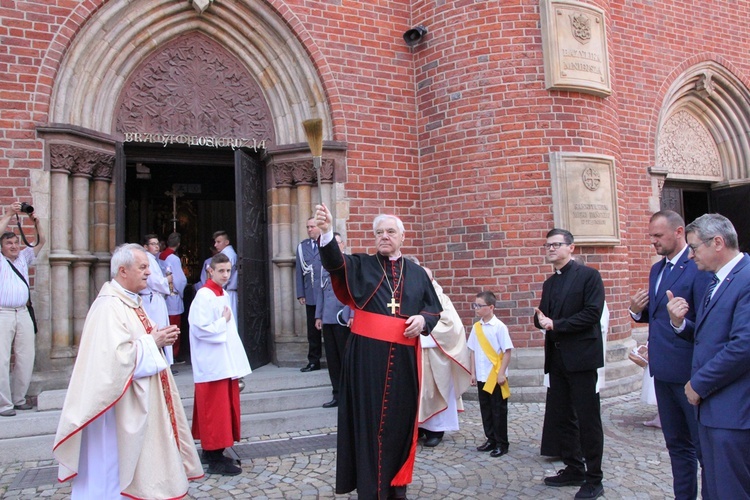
xmin=350 ymin=309 xmax=416 ymax=346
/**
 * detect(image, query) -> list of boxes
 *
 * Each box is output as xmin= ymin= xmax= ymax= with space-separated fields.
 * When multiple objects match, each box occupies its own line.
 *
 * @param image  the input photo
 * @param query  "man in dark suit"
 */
xmin=629 ymin=210 xmax=710 ymax=499
xmin=535 ymin=228 xmax=605 ymax=500
xmin=667 ymin=213 xmax=750 ymax=499
xmin=296 ymin=217 xmax=322 ymax=372
xmin=314 ymin=232 xmax=352 ymax=408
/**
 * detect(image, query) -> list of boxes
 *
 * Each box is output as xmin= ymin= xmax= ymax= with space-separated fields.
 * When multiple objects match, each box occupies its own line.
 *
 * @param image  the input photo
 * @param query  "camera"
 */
xmin=20 ymin=202 xmax=34 ymax=214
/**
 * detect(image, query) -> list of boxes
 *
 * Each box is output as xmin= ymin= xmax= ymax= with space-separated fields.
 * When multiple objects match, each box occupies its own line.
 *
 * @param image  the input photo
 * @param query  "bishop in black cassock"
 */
xmin=315 ymin=204 xmax=441 ymax=500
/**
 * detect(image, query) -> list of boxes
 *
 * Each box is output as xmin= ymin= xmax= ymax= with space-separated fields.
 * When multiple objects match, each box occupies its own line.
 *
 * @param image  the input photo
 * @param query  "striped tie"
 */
xmin=704 ymin=274 xmax=720 ymax=308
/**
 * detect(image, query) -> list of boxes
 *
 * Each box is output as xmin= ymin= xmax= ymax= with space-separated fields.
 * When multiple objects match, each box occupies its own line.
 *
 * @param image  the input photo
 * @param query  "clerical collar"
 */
xmin=112 ymin=279 xmax=140 ymax=301
xmin=380 ymin=252 xmax=402 ymax=262
xmin=554 ymin=260 xmax=574 ymax=275
xmin=205 ymin=278 xmax=224 ymax=297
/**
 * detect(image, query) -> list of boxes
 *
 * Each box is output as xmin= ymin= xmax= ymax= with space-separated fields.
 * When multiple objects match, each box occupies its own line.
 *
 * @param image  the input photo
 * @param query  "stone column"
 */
xmin=266 ymin=150 xmax=340 ymax=366
xmin=48 ymin=145 xmax=74 ymax=358
xmin=70 ymin=153 xmax=98 ymax=347
xmin=92 ymin=156 xmax=114 ymax=291
xmin=71 ymin=162 xmax=91 ymax=347
xmin=319 ymin=158 xmax=335 ymax=209
xmin=272 ymin=163 xmax=295 ymax=337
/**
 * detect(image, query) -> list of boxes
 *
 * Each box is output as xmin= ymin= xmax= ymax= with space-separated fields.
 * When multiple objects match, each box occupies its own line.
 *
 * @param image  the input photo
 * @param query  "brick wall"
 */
xmin=2 ymin=0 xmax=750 ymax=347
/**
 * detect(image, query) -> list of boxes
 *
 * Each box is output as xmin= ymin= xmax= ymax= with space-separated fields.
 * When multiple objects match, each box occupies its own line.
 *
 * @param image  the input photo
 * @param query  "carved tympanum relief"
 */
xmin=657 ymin=110 xmax=722 ymax=179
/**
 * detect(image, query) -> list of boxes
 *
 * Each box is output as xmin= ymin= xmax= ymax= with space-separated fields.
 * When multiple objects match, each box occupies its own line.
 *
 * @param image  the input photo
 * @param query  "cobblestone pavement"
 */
xmin=0 ymin=392 xmax=676 ymax=499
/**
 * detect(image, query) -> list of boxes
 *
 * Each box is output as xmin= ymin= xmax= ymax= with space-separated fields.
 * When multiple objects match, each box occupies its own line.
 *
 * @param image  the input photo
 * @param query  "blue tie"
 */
xmin=656 ymin=261 xmax=673 ymax=294
xmin=661 ymin=261 xmax=673 ymax=284
xmin=704 ymin=274 xmax=720 ymax=308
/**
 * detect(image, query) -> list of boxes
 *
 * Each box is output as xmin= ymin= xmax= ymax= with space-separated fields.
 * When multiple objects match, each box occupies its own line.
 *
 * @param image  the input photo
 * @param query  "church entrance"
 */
xmin=119 ymin=142 xmax=271 ymax=368
xmin=662 ymin=181 xmax=749 ymax=252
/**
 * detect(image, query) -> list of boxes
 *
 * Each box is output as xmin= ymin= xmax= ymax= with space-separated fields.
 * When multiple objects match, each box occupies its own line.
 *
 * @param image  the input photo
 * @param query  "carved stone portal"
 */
xmin=656 ymin=110 xmax=722 ymax=181
xmin=115 ymin=32 xmax=275 ymax=145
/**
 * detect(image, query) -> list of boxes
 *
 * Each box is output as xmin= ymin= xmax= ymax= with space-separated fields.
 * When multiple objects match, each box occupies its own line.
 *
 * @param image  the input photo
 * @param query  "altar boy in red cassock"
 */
xmin=314 ymin=203 xmax=442 ymax=500
xmin=189 ymin=252 xmax=252 ymax=476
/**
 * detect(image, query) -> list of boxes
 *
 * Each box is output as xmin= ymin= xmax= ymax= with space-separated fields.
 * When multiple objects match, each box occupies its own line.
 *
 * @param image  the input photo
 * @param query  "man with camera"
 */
xmin=0 ymin=201 xmax=46 ymax=416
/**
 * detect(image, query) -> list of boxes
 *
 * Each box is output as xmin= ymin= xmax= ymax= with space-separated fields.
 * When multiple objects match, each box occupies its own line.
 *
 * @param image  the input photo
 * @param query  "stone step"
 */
xmin=37 ymin=364 xmax=331 ymax=411
xmin=241 ymin=406 xmax=338 ymax=438
xmin=0 ymin=364 xmax=336 ymax=465
xmin=1 ymin=434 xmax=56 ymax=465
xmin=0 ymin=406 xmax=339 ymax=465
xmin=180 ymin=386 xmax=334 ymax=416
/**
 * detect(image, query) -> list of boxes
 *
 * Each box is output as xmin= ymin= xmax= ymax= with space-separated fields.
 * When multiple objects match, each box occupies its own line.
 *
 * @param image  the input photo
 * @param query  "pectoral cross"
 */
xmin=387 ymin=296 xmax=400 ymax=315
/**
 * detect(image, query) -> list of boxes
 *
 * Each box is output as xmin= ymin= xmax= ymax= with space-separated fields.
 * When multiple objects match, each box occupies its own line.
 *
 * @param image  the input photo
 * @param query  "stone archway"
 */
xmin=650 ymin=61 xmax=750 ymax=208
xmin=37 ymin=0 xmax=348 ymax=375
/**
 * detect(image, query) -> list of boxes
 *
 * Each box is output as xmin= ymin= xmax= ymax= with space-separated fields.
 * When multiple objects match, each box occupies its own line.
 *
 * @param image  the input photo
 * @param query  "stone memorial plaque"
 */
xmin=540 ymin=0 xmax=611 ymax=97
xmin=550 ymin=152 xmax=620 ymax=246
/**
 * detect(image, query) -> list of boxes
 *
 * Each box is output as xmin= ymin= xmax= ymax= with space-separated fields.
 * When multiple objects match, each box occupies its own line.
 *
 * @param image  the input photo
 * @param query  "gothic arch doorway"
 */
xmin=120 ymin=142 xmax=270 ymax=367
xmin=654 ymin=61 xmax=750 ymax=247
xmin=40 ymin=0 xmax=346 ymax=372
xmin=114 ymin=33 xmax=273 ymax=367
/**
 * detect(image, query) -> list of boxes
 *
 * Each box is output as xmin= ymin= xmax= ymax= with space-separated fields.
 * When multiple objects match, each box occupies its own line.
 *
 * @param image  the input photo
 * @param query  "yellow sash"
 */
xmin=474 ymin=321 xmax=510 ymax=399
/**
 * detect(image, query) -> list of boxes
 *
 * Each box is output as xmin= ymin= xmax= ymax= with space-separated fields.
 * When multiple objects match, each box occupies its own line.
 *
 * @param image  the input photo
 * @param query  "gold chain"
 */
xmin=377 ymin=255 xmax=404 ymax=298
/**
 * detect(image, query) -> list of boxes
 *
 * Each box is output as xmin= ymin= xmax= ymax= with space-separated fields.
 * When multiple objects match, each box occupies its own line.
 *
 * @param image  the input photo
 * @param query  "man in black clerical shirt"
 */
xmin=314 ymin=203 xmax=441 ymax=500
xmin=534 ymin=228 xmax=605 ymax=500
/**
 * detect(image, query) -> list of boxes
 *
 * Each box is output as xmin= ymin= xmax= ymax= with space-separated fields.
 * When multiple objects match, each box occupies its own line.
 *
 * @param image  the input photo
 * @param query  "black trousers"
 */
xmin=322 ymin=322 xmax=350 ymax=396
xmin=306 ymin=304 xmax=322 ymax=365
xmin=546 ymin=346 xmax=603 ymax=484
xmin=477 ymin=381 xmax=509 ymax=450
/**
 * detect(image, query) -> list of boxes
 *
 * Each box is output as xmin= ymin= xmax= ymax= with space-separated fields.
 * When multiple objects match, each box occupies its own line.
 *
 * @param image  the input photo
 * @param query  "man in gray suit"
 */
xmin=315 ymin=232 xmax=352 ymax=408
xmin=296 ymin=217 xmax=322 ymax=372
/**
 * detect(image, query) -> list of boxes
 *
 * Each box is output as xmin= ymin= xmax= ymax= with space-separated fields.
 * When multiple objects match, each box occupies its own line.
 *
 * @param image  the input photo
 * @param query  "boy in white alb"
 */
xmin=189 ymin=253 xmax=252 ymax=476
xmin=467 ymin=291 xmax=514 ymax=458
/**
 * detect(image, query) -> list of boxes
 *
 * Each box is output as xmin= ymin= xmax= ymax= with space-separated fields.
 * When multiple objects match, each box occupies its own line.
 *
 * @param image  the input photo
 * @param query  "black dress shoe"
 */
xmin=424 ymin=435 xmax=442 ymax=447
xmin=544 ymin=468 xmax=586 ymax=487
xmin=300 ymin=363 xmax=320 ymax=372
xmin=489 ymin=447 xmax=508 ymax=457
xmin=322 ymin=399 xmax=338 ymax=408
xmin=476 ymin=439 xmax=496 ymax=452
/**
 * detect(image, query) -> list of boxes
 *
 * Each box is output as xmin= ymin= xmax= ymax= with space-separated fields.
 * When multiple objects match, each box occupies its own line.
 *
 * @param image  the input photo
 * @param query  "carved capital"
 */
xmin=272 ymin=158 xmax=336 ymax=187
xmin=71 ymin=150 xmax=97 ymax=178
xmin=292 ymin=160 xmax=316 ymax=185
xmin=320 ymin=158 xmax=335 ymax=182
xmin=49 ymin=144 xmax=77 ymax=173
xmin=50 ymin=144 xmax=115 ymax=180
xmin=92 ymin=152 xmax=115 ymax=181
xmin=272 ymin=162 xmax=295 ymax=187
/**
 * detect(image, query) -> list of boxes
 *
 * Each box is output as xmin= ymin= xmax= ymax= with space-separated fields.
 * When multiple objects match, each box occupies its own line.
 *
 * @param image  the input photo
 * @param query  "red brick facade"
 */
xmin=2 ymin=0 xmax=749 ymax=390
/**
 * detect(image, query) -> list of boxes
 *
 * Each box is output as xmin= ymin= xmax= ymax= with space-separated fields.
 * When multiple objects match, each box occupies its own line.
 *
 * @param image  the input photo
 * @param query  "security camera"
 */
xmin=403 ymin=25 xmax=428 ymax=47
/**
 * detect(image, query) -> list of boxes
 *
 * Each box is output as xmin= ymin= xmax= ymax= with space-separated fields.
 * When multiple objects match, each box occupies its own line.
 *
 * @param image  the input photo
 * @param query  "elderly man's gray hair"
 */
xmin=110 ymin=243 xmax=147 ymax=278
xmin=685 ymin=213 xmax=739 ymax=250
xmin=372 ymin=214 xmax=405 ymax=234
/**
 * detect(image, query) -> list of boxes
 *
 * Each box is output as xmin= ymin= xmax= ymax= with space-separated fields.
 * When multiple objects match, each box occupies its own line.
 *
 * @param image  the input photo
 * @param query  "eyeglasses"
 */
xmin=687 ymin=238 xmax=713 ymax=253
xmin=471 ymin=303 xmax=489 ymax=310
xmin=543 ymin=242 xmax=569 ymax=250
